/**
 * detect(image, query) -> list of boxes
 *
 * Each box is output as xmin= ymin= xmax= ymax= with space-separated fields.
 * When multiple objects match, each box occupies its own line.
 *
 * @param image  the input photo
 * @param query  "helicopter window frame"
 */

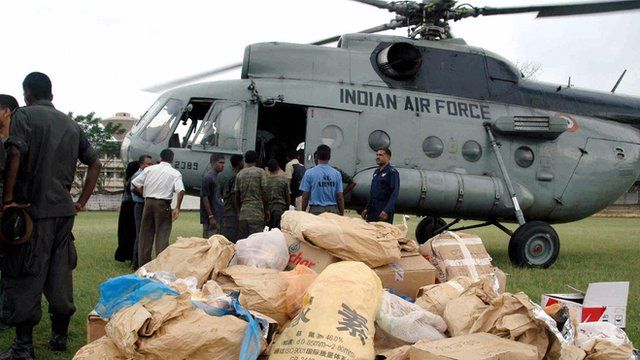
xmin=190 ymin=100 xmax=245 ymax=152
xmin=137 ymin=98 xmax=184 ymax=144
xmin=168 ymin=98 xmax=216 ymax=149
xmin=130 ymin=98 xmax=165 ymax=135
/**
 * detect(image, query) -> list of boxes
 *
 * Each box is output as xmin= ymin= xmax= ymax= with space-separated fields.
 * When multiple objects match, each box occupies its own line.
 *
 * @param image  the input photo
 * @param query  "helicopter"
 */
xmin=120 ymin=0 xmax=640 ymax=268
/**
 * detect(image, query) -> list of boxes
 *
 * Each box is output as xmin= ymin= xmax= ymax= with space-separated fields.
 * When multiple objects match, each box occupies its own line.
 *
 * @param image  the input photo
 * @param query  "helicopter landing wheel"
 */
xmin=415 ymin=216 xmax=446 ymax=244
xmin=508 ymin=221 xmax=559 ymax=268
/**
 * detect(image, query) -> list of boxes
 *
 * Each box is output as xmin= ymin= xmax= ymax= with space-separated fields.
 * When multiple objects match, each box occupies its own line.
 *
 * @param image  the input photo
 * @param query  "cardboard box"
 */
xmin=410 ymin=333 xmax=538 ymax=360
xmin=374 ymin=255 xmax=436 ymax=300
xmin=285 ymin=233 xmax=340 ymax=273
xmin=541 ymin=281 xmax=629 ymax=329
xmin=422 ymin=231 xmax=494 ymax=283
xmin=86 ymin=311 xmax=108 ymax=344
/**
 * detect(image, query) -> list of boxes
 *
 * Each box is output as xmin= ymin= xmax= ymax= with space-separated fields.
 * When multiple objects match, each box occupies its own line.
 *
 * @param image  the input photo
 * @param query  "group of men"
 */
xmin=198 ymin=143 xmax=401 ymax=244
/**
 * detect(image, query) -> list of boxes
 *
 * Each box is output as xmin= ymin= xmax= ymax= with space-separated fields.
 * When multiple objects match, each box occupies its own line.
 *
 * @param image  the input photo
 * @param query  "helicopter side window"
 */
xmin=139 ymin=98 xmax=183 ymax=144
xmin=169 ymin=99 xmax=215 ymax=148
xmin=192 ymin=101 xmax=244 ymax=151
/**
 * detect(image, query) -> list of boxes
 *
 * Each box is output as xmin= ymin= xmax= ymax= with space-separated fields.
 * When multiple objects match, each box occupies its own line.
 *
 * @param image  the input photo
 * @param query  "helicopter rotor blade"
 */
xmin=142 ymin=63 xmax=243 ymax=93
xmin=477 ymin=0 xmax=640 ymax=18
xmin=350 ymin=0 xmax=393 ymax=10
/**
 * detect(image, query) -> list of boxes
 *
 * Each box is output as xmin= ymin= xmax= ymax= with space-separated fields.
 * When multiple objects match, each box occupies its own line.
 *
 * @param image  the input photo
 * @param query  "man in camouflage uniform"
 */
xmin=265 ymin=159 xmax=290 ymax=229
xmin=234 ymin=150 xmax=269 ymax=239
xmin=219 ymin=154 xmax=244 ymax=242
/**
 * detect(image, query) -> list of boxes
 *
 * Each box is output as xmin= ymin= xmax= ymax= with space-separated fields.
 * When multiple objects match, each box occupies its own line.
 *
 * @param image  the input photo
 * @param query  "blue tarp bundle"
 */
xmin=94 ymin=274 xmax=179 ymax=318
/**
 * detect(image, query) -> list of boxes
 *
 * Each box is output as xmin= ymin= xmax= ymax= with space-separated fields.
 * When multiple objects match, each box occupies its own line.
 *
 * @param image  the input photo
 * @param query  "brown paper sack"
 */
xmin=582 ymin=339 xmax=633 ymax=360
xmin=422 ymin=231 xmax=494 ymax=283
xmin=105 ymin=294 xmax=246 ymax=360
xmin=468 ymin=292 xmax=552 ymax=360
xmin=136 ymin=309 xmax=246 ymax=360
xmin=443 ymin=294 xmax=489 ymax=337
xmin=270 ymin=261 xmax=383 ymax=360
xmin=137 ymin=235 xmax=234 ymax=287
xmin=72 ymin=337 xmax=127 ymax=360
xmin=218 ymin=265 xmax=289 ymax=326
xmin=416 ymin=273 xmax=501 ymax=317
xmin=282 ymin=211 xmax=402 ymax=267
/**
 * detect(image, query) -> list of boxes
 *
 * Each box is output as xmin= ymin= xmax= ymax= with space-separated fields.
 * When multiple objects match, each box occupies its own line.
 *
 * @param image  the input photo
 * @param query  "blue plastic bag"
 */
xmin=94 ymin=274 xmax=179 ymax=318
xmin=231 ymin=293 xmax=263 ymax=360
xmin=193 ymin=292 xmax=262 ymax=360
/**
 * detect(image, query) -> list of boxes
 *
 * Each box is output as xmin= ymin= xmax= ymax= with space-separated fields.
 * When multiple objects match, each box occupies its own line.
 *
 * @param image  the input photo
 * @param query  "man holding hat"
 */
xmin=1 ymin=72 xmax=101 ymax=359
xmin=0 ymin=94 xmax=19 ymax=332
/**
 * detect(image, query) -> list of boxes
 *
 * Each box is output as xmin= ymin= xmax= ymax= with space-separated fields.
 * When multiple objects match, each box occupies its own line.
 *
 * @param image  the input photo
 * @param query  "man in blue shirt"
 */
xmin=200 ymin=153 xmax=225 ymax=238
xmin=361 ymin=148 xmax=400 ymax=223
xmin=300 ymin=145 xmax=344 ymax=215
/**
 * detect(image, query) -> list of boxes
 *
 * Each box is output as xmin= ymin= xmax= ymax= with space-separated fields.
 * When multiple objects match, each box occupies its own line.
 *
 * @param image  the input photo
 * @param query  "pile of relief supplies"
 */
xmin=75 ymin=211 xmax=637 ymax=360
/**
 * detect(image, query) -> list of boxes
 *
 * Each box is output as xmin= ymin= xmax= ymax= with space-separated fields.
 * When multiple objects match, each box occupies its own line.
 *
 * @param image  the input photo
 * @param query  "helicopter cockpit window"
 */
xmin=192 ymin=101 xmax=244 ymax=151
xmin=139 ymin=98 xmax=183 ymax=144
xmin=130 ymin=99 xmax=164 ymax=135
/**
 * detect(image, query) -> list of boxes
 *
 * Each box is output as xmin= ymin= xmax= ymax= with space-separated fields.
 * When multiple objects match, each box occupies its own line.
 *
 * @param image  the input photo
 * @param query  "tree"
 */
xmin=69 ymin=112 xmax=126 ymax=194
xmin=515 ymin=60 xmax=541 ymax=79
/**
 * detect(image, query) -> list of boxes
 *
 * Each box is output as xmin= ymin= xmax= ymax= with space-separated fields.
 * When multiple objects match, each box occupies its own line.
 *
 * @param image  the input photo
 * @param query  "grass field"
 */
xmin=0 ymin=211 xmax=637 ymax=358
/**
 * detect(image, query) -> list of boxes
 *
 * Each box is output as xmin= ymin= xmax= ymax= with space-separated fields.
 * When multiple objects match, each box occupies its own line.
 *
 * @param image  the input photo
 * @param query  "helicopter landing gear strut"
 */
xmin=412 ymin=124 xmax=561 ymax=267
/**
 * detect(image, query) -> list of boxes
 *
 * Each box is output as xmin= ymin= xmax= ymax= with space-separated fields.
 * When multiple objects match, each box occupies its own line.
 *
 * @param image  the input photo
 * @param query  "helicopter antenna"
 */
xmin=611 ymin=69 xmax=627 ymax=93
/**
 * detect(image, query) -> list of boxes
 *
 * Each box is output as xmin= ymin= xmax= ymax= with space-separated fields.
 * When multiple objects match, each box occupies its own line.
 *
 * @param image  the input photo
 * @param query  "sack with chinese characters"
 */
xmin=269 ymin=261 xmax=382 ymax=360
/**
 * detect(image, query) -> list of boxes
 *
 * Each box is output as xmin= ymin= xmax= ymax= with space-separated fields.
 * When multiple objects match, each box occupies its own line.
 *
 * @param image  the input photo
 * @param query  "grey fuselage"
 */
xmin=122 ymin=33 xmax=640 ymax=223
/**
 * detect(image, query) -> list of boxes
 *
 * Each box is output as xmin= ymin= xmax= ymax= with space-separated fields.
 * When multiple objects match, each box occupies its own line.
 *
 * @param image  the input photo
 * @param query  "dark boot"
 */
xmin=48 ymin=314 xmax=70 ymax=352
xmin=0 ymin=325 xmax=35 ymax=360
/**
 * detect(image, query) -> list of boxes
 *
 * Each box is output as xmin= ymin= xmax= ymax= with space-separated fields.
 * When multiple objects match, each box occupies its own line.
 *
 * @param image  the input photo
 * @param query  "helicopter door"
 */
xmin=305 ymin=108 xmax=358 ymax=175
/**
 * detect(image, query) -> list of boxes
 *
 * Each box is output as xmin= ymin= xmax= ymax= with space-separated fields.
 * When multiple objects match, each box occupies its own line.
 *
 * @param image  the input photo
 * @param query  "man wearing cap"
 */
xmin=1 ymin=72 xmax=102 ymax=358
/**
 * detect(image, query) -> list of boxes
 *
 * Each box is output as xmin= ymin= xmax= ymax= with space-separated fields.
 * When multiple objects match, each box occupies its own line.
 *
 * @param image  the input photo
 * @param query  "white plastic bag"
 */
xmin=376 ymin=291 xmax=447 ymax=344
xmin=235 ymin=228 xmax=289 ymax=270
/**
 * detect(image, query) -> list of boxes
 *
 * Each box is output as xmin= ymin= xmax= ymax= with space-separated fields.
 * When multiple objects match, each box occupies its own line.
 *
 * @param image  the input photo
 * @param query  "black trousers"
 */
xmin=0 ymin=216 xmax=77 ymax=327
xmin=268 ymin=203 xmax=287 ymax=229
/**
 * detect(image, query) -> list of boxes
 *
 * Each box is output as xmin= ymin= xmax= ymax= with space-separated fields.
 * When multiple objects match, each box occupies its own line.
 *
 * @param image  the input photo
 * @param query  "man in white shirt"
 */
xmin=132 ymin=149 xmax=185 ymax=267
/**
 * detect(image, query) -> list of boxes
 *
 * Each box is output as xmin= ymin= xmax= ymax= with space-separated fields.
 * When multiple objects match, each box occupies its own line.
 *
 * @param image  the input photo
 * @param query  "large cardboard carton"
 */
xmin=284 ymin=232 xmax=340 ymax=273
xmin=422 ymin=231 xmax=494 ymax=283
xmin=86 ymin=311 xmax=108 ymax=344
xmin=541 ymin=281 xmax=629 ymax=328
xmin=374 ymin=255 xmax=436 ymax=299
xmin=410 ymin=333 xmax=538 ymax=360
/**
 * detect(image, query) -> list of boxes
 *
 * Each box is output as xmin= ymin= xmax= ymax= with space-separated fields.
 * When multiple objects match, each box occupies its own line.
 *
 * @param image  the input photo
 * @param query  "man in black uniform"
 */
xmin=361 ymin=148 xmax=399 ymax=223
xmin=1 ymin=72 xmax=101 ymax=359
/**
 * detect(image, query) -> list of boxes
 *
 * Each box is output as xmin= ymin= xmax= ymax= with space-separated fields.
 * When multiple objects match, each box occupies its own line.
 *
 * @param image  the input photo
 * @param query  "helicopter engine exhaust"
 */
xmin=377 ymin=42 xmax=422 ymax=80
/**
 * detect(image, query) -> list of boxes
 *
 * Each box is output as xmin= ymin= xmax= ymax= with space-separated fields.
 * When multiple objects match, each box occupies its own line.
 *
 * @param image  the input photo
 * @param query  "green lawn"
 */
xmin=0 ymin=211 xmax=637 ymax=358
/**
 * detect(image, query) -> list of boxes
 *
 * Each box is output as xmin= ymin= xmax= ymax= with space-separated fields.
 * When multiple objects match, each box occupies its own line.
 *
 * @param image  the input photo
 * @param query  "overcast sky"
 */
xmin=2 ymin=0 xmax=639 ymax=119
